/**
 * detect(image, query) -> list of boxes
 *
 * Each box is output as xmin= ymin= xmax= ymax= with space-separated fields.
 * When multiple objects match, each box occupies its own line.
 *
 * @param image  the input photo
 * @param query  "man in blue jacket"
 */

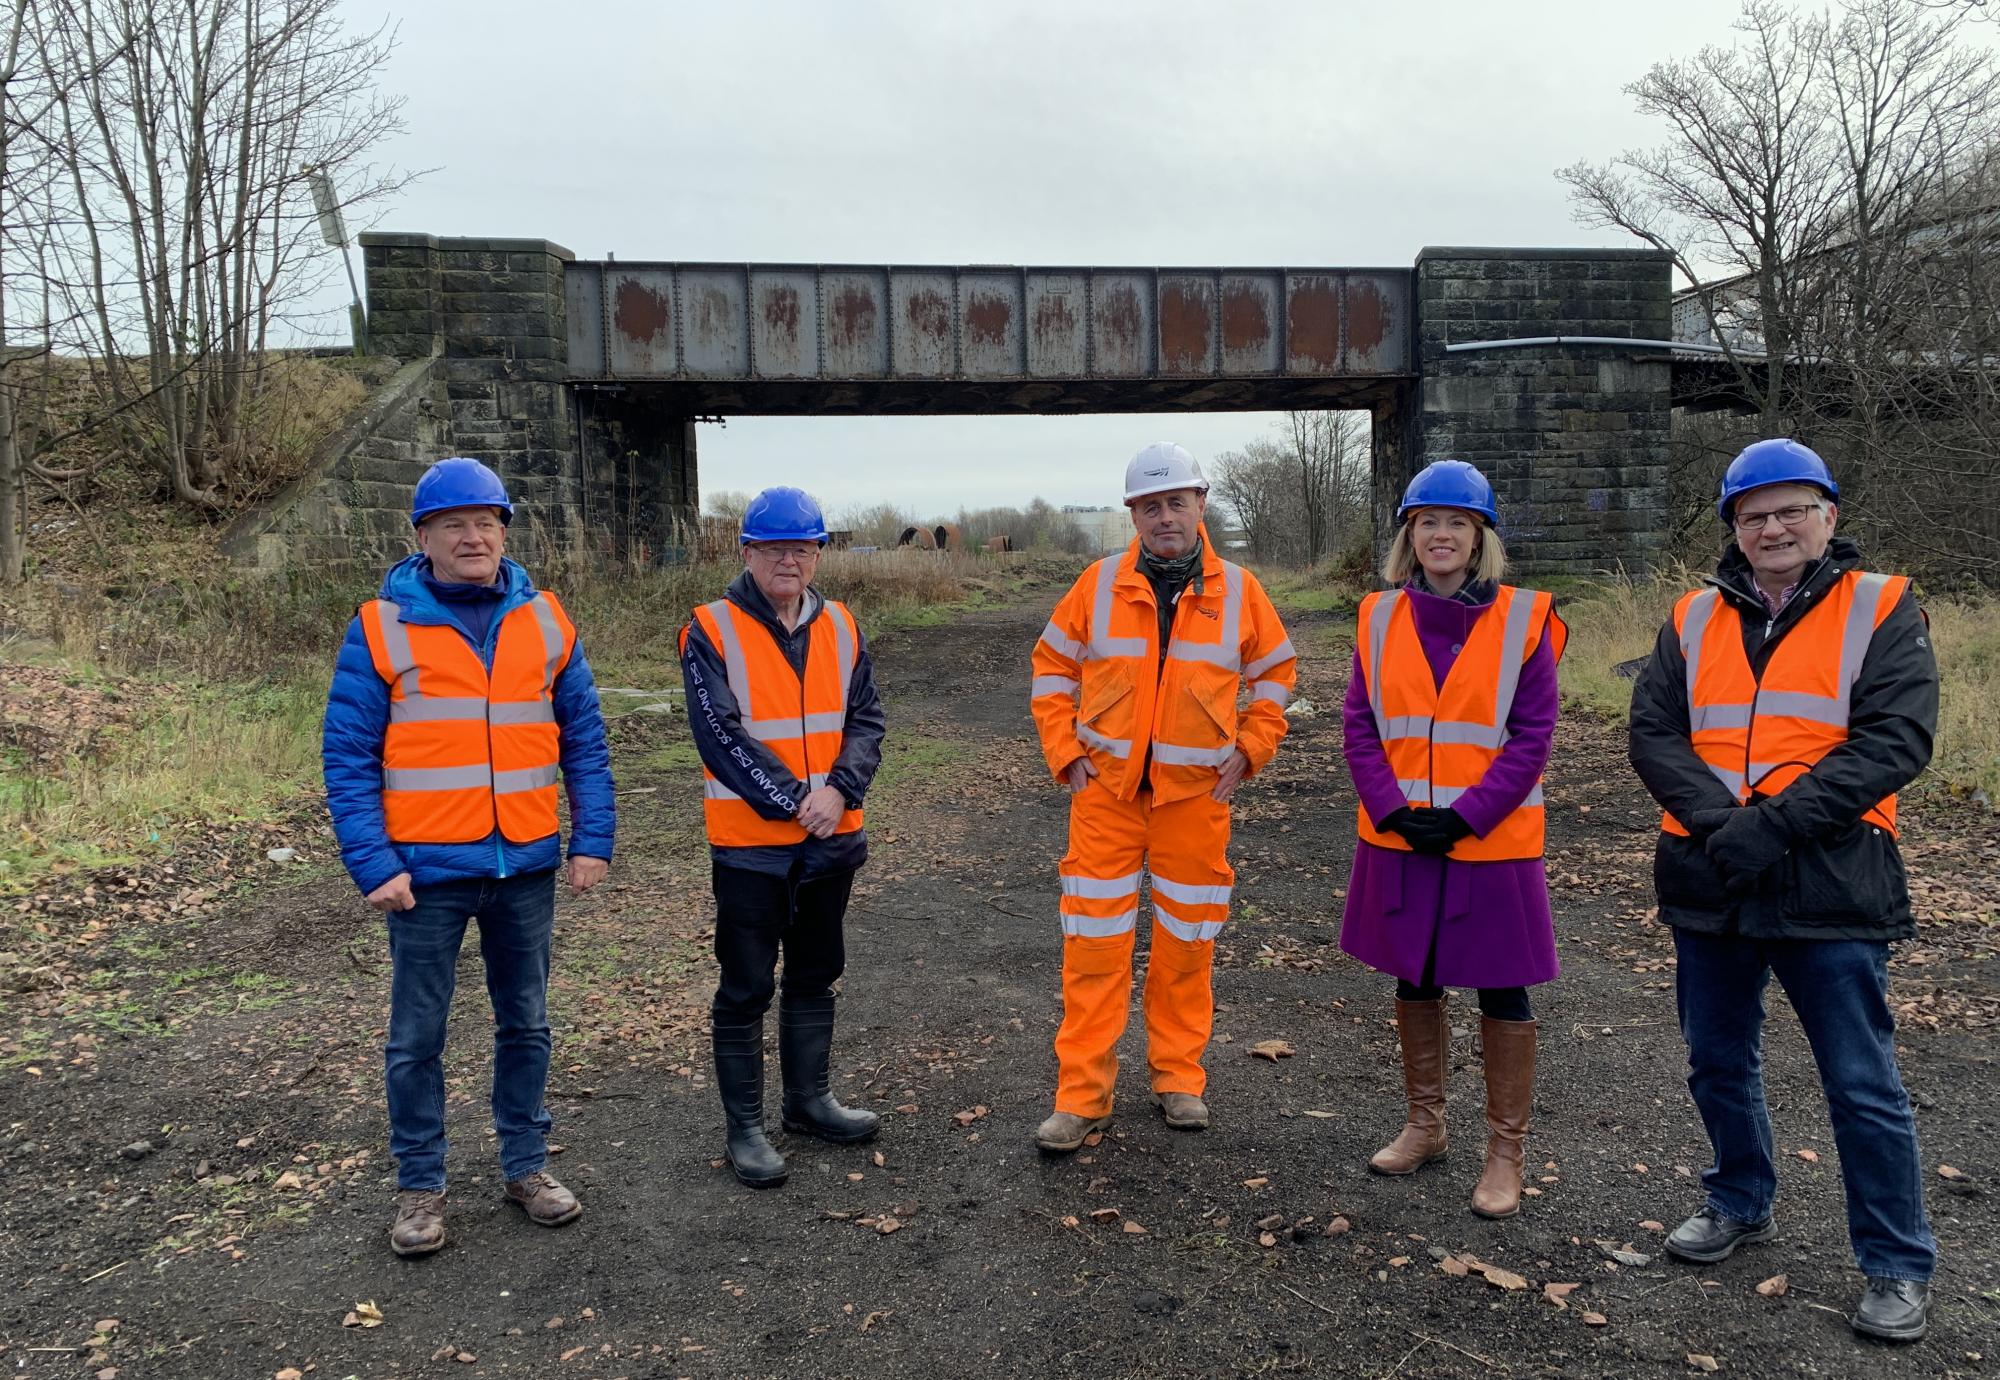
xmin=323 ymin=457 xmax=615 ymax=1257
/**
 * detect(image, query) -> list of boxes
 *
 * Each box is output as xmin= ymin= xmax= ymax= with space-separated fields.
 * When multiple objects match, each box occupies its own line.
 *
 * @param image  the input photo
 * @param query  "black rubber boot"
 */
xmin=778 ymin=995 xmax=881 ymax=1144
xmin=712 ymin=1018 xmax=788 ymax=1188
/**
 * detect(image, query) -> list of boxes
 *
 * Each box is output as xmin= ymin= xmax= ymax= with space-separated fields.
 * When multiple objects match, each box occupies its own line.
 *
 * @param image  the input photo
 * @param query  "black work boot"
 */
xmin=1663 ymin=1205 xmax=1777 ymax=1263
xmin=1852 ymin=1278 xmax=1930 ymax=1342
xmin=712 ymin=1018 xmax=788 ymax=1188
xmin=778 ymin=995 xmax=881 ymax=1144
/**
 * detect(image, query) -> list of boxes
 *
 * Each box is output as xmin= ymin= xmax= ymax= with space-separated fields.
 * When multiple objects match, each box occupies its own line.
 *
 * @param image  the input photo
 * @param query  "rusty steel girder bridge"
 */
xmin=561 ymin=262 xmax=1413 ymax=413
xmin=350 ymin=234 xmax=1677 ymax=573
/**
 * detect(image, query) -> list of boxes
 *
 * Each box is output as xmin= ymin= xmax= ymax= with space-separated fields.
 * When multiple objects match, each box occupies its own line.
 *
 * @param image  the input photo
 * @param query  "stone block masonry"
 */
xmin=1412 ymin=248 xmax=1675 ymax=576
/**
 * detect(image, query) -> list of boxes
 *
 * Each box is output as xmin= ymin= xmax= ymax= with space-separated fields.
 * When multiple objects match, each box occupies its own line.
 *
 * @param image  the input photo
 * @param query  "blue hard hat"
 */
xmin=740 ymin=486 xmax=828 ymax=545
xmin=1717 ymin=439 xmax=1838 ymax=522
xmin=411 ymin=456 xmax=512 ymax=526
xmin=1397 ymin=460 xmax=1497 ymax=524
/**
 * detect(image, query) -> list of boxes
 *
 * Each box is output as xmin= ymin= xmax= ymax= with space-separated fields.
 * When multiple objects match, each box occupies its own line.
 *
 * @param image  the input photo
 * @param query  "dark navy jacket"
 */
xmin=323 ymin=554 xmax=617 ymax=895
xmin=681 ymin=570 xmax=886 ymax=878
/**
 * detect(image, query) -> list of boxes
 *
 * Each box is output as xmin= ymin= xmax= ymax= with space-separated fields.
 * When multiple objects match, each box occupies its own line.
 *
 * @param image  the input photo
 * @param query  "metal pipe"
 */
xmin=1443 ymin=335 xmax=1745 ymax=356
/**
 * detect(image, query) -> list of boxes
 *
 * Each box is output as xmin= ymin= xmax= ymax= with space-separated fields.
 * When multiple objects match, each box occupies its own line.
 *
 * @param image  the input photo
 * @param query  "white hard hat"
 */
xmin=1123 ymin=442 xmax=1208 ymax=506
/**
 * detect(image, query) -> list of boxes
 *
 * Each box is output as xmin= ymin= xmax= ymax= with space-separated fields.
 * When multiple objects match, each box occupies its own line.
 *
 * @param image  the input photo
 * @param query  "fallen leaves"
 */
xmin=1687 ymin=1354 xmax=1719 ymax=1372
xmin=1247 ymin=1038 xmax=1296 ymax=1061
xmin=1938 ymin=1163 xmax=1966 ymax=1181
xmin=342 ymin=1300 xmax=385 ymax=1329
xmin=1437 ymin=1254 xmax=1528 ymax=1290
xmin=1581 ymin=1311 xmax=1609 ymax=1326
xmin=1121 ymin=1220 xmax=1147 ymax=1236
xmin=1543 ymin=1282 xmax=1581 ymax=1308
xmin=1794 ymin=1148 xmax=1819 ymax=1163
xmin=1755 ymin=1274 xmax=1788 ymax=1298
xmin=950 ymin=1105 xmax=989 ymax=1127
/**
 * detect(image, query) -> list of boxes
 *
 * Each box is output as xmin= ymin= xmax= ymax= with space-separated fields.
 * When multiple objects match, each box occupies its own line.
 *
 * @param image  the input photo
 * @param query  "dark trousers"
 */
xmin=1395 ymin=923 xmax=1532 ymax=1020
xmin=1674 ymin=928 xmax=1936 ymax=1281
xmin=711 ymin=862 xmax=855 ymax=1023
xmin=384 ymin=870 xmax=555 ymax=1191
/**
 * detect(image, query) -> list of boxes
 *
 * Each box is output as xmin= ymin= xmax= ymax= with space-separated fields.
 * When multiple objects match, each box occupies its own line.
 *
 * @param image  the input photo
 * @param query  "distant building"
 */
xmin=1063 ymin=505 xmax=1132 ymax=555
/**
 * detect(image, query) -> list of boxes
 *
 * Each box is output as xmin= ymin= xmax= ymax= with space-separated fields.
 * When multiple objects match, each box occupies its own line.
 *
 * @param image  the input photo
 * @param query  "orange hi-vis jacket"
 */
xmin=360 ymin=592 xmax=576 ymax=844
xmin=1663 ymin=569 xmax=1910 ymax=839
xmin=1032 ymin=533 xmax=1296 ymax=805
xmin=1355 ymin=584 xmax=1567 ymax=862
xmin=682 ymin=597 xmax=865 ymax=848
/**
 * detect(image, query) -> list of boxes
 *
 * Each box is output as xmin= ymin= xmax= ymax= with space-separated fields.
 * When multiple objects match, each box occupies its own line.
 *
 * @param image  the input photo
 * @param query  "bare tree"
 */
xmin=1561 ymin=0 xmax=2000 ymax=583
xmin=14 ymin=0 xmax=412 ymax=517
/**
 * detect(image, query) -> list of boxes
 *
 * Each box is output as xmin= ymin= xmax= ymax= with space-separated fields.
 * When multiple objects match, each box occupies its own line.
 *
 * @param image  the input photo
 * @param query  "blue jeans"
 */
xmin=384 ymin=870 xmax=556 ymax=1191
xmin=1673 ymin=928 xmax=1936 ymax=1281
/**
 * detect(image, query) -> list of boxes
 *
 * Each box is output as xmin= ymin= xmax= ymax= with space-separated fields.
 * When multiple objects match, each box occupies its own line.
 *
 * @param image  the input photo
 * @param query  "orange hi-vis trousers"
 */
xmin=1055 ymin=783 xmax=1233 ymax=1117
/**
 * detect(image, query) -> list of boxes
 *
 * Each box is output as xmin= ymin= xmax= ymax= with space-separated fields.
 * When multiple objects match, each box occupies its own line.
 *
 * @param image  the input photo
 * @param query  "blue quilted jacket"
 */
xmin=322 ymin=554 xmax=617 ymax=895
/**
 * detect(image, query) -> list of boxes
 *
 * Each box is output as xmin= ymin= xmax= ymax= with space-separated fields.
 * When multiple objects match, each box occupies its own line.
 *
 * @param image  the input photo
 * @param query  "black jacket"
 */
xmin=1627 ymin=538 xmax=1937 ymax=941
xmin=681 ymin=570 xmax=887 ymax=878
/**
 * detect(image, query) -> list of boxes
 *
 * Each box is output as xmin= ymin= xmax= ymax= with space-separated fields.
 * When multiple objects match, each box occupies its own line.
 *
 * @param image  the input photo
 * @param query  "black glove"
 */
xmin=1376 ymin=806 xmax=1424 ymax=845
xmin=1400 ymin=807 xmax=1475 ymax=857
xmin=1687 ymin=807 xmax=1736 ymax=839
xmin=1703 ymin=804 xmax=1790 ymax=894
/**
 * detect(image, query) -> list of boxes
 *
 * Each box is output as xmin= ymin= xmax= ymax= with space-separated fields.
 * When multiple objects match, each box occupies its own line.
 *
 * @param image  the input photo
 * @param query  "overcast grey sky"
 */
xmin=355 ymin=0 xmax=1765 ymax=519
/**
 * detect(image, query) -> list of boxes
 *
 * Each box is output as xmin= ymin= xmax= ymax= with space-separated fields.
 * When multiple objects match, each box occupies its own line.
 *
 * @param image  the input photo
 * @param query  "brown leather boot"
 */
xmin=505 ymin=1171 xmax=582 ymax=1227
xmin=1369 ymin=998 xmax=1449 ymax=1175
xmin=1471 ymin=1016 xmax=1537 ymax=1219
xmin=390 ymin=1189 xmax=446 ymax=1257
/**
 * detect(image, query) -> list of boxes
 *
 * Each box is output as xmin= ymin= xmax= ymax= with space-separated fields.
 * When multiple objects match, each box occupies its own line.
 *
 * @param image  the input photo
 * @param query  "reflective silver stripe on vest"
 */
xmin=1032 ymin=674 xmax=1080 ymax=699
xmin=1394 ymin=775 xmax=1432 ymax=804
xmin=1381 ymin=713 xmax=1433 ymax=741
xmin=1251 ymin=680 xmax=1289 ymax=707
xmin=1430 ymin=782 xmax=1545 ymax=808
xmin=750 ymin=711 xmax=845 ymax=742
xmin=703 ymin=599 xmax=754 ymax=709
xmin=1748 ymin=689 xmax=1845 ymax=726
xmin=383 ymin=765 xmax=492 ymax=791
xmin=375 ymin=601 xmax=422 ymax=700
xmin=1839 ymin=572 xmax=1894 ymax=706
xmin=528 ymin=593 xmax=567 ymax=686
xmin=1062 ymin=871 xmax=1142 ymax=900
xmin=1487 ymin=588 xmax=1538 ymax=733
xmin=1150 ymin=873 xmax=1232 ymax=908
xmin=1432 ymin=720 xmax=1507 ymax=749
xmin=489 ymin=701 xmax=557 ymax=726
xmin=495 ymin=764 xmax=559 ymax=793
xmin=1690 ymin=702 xmax=1754 ymax=732
xmin=1039 ymin=620 xmax=1084 ymax=661
xmin=703 ymin=778 xmax=743 ymax=801
xmin=1062 ymin=909 xmax=1138 ymax=938
xmin=1152 ymin=741 xmax=1237 ymax=768
xmin=389 ymin=696 xmax=488 ymax=723
xmin=807 ymin=771 xmax=832 ymax=791
xmin=1364 ymin=591 xmax=1403 ymax=743
xmin=831 ymin=600 xmax=857 ymax=708
xmin=1244 ymin=638 xmax=1295 ymax=680
xmin=1089 ymin=557 xmax=1148 ymax=660
xmin=1077 ymin=723 xmax=1133 ymax=759
xmin=1708 ymin=764 xmax=1747 ymax=797
xmin=1679 ymin=588 xmax=1722 ymax=715
xmin=1165 ymin=561 xmax=1243 ymax=669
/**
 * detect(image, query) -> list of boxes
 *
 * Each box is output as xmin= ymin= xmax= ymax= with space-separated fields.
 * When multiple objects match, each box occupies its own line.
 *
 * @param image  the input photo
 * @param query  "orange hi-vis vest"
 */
xmin=360 ymin=592 xmax=576 ymax=845
xmin=1031 ymin=534 xmax=1296 ymax=806
xmin=1355 ymin=584 xmax=1567 ymax=862
xmin=1663 ymin=569 xmax=1909 ymax=839
xmin=683 ymin=596 xmax=864 ymax=849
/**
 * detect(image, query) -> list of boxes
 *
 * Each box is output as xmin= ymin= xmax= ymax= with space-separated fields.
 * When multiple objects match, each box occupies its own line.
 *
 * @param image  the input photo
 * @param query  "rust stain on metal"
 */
xmin=1159 ymin=281 xmax=1212 ymax=372
xmin=762 ymin=285 xmax=800 ymax=341
xmin=831 ymin=284 xmax=879 ymax=346
xmin=1221 ymin=282 xmax=1270 ymax=354
xmin=1347 ymin=278 xmax=1390 ymax=353
xmin=1032 ymin=293 xmax=1076 ymax=346
xmin=964 ymin=292 xmax=1011 ymax=347
xmin=1099 ymin=283 xmax=1142 ymax=354
xmin=692 ymin=286 xmax=732 ymax=340
xmin=1287 ymin=276 xmax=1339 ymax=369
xmin=613 ymin=279 xmax=670 ymax=341
xmin=906 ymin=288 xmax=950 ymax=339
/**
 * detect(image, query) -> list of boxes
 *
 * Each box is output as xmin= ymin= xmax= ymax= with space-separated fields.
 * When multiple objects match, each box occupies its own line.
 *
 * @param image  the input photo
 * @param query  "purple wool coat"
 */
xmin=1337 ymin=583 xmax=1561 ymax=989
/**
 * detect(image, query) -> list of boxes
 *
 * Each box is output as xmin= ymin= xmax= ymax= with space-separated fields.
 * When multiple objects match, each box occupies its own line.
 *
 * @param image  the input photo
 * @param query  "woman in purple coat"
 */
xmin=1339 ymin=460 xmax=1565 ymax=1220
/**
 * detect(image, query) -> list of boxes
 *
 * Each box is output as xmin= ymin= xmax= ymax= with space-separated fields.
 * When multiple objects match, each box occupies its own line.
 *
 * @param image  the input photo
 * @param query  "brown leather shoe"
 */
xmin=1369 ymin=998 xmax=1450 ymax=1175
xmin=504 ymin=1171 xmax=583 ymax=1227
xmin=390 ymin=1189 xmax=447 ymax=1257
xmin=1471 ymin=1016 xmax=1537 ymax=1219
xmin=1155 ymin=1091 xmax=1210 ymax=1130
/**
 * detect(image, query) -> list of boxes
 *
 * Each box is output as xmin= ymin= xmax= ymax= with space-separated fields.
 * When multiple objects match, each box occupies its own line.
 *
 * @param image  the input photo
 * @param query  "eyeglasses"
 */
xmin=1732 ymin=503 xmax=1823 ymax=533
xmin=748 ymin=544 xmax=820 ymax=563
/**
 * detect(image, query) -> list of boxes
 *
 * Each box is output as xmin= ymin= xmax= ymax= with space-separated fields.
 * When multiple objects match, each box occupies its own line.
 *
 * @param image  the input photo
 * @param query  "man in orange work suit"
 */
xmin=1030 ymin=442 xmax=1297 ymax=1151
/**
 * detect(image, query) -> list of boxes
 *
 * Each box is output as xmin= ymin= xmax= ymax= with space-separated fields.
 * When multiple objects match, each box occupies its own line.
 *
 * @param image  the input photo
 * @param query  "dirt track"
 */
xmin=3 ymin=588 xmax=1997 ymax=1379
